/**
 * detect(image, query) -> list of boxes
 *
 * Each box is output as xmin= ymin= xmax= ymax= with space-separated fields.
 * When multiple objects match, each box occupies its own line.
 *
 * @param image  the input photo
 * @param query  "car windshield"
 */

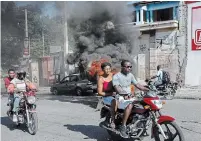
xmin=61 ymin=77 xmax=69 ymax=83
xmin=70 ymin=75 xmax=78 ymax=82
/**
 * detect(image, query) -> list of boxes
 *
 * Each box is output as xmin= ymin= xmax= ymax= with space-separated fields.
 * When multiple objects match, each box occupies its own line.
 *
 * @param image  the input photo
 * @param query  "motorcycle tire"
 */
xmin=28 ymin=112 xmax=38 ymax=135
xmin=153 ymin=121 xmax=185 ymax=141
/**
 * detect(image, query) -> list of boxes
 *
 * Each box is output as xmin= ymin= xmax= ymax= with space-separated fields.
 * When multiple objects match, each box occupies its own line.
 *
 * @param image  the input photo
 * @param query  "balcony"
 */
xmin=138 ymin=20 xmax=178 ymax=31
xmin=122 ymin=20 xmax=178 ymax=31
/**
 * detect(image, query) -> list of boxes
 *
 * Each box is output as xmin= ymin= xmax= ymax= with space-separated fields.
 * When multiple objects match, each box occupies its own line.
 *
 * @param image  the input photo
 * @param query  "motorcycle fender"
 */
xmin=151 ymin=115 xmax=175 ymax=138
xmin=157 ymin=115 xmax=175 ymax=124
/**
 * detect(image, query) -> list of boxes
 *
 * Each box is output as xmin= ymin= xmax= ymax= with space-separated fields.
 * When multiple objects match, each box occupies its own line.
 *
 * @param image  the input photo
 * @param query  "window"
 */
xmin=153 ymin=8 xmax=173 ymax=22
xmin=132 ymin=11 xmax=136 ymax=22
xmin=143 ymin=10 xmax=146 ymax=22
xmin=61 ymin=77 xmax=70 ymax=83
xmin=70 ymin=76 xmax=78 ymax=82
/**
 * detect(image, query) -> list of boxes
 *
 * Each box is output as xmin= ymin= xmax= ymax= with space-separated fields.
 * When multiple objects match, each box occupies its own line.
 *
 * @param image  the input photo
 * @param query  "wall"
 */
xmin=185 ymin=2 xmax=201 ymax=86
xmin=30 ymin=61 xmax=39 ymax=88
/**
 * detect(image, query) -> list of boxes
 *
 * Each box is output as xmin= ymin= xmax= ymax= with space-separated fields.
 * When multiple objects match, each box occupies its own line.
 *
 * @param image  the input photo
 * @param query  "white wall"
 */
xmin=185 ymin=2 xmax=201 ymax=86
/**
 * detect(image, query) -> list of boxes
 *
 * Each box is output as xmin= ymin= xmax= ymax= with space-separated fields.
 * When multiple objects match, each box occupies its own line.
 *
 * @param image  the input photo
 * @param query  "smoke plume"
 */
xmin=65 ymin=1 xmax=140 ymax=73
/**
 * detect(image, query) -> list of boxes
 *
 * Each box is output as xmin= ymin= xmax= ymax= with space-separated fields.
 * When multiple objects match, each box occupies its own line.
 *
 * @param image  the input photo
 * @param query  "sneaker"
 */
xmin=13 ymin=114 xmax=18 ymax=122
xmin=119 ymin=125 xmax=129 ymax=138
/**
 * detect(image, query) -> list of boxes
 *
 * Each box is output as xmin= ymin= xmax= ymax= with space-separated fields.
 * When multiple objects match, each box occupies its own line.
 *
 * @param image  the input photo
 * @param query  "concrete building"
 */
xmin=127 ymin=1 xmax=195 ymax=86
xmin=185 ymin=1 xmax=201 ymax=86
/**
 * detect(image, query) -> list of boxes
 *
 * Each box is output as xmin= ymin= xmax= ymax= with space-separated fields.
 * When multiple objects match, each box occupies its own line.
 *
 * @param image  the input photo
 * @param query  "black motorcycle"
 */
xmin=7 ymin=91 xmax=38 ymax=135
xmin=145 ymin=79 xmax=178 ymax=100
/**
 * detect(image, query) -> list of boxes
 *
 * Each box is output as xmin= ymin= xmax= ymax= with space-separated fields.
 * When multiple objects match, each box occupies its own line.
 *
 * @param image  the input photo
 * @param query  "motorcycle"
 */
xmin=145 ymin=79 xmax=178 ymax=100
xmin=7 ymin=91 xmax=38 ymax=135
xmin=99 ymin=84 xmax=184 ymax=141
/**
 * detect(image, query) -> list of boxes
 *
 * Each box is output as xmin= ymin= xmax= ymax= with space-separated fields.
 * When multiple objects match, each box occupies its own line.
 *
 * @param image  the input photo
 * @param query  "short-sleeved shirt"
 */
xmin=157 ymin=69 xmax=163 ymax=81
xmin=112 ymin=72 xmax=138 ymax=94
xmin=10 ymin=78 xmax=29 ymax=92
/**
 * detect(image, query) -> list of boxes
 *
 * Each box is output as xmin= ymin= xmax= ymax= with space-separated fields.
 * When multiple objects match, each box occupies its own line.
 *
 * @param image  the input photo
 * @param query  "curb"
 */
xmin=174 ymin=96 xmax=201 ymax=100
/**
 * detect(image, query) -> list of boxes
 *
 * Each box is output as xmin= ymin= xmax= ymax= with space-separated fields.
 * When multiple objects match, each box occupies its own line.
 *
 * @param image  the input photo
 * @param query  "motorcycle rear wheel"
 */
xmin=153 ymin=121 xmax=185 ymax=141
xmin=28 ymin=113 xmax=38 ymax=135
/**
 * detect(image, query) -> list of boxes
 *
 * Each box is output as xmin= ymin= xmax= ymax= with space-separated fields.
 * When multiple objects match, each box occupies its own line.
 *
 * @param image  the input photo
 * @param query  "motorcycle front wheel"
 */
xmin=164 ymin=88 xmax=175 ymax=100
xmin=153 ymin=121 xmax=185 ymax=141
xmin=28 ymin=112 xmax=38 ymax=135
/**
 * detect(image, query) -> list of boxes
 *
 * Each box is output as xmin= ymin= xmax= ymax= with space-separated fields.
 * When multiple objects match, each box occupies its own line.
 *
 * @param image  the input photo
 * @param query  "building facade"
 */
xmin=127 ymin=1 xmax=198 ymax=86
xmin=185 ymin=1 xmax=201 ymax=86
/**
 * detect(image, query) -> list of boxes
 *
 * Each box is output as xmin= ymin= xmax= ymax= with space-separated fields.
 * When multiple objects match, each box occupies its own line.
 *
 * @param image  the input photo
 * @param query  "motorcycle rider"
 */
xmin=151 ymin=65 xmax=163 ymax=87
xmin=4 ymin=69 xmax=16 ymax=111
xmin=112 ymin=60 xmax=149 ymax=138
xmin=7 ymin=70 xmax=33 ymax=122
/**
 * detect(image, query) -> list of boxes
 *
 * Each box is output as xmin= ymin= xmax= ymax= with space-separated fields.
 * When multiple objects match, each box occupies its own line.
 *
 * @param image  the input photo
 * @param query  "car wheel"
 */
xmin=75 ymin=88 xmax=82 ymax=96
xmin=52 ymin=88 xmax=59 ymax=95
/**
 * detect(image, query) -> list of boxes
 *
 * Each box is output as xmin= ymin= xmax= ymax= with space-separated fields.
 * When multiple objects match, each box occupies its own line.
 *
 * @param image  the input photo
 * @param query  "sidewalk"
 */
xmin=175 ymin=86 xmax=201 ymax=100
xmin=36 ymin=87 xmax=51 ymax=95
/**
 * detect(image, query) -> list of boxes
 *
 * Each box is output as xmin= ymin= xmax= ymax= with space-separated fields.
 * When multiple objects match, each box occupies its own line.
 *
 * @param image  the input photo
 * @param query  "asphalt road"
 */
xmin=1 ymin=94 xmax=201 ymax=141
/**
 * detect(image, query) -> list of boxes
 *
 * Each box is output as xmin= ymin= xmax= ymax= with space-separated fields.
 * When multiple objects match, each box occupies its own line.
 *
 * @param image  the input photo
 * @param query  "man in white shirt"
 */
xmin=151 ymin=65 xmax=163 ymax=87
xmin=8 ymin=70 xmax=30 ymax=122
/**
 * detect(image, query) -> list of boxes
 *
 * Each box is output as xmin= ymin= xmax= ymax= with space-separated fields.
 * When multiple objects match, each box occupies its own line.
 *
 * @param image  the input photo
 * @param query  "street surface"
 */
xmin=1 ymin=94 xmax=201 ymax=141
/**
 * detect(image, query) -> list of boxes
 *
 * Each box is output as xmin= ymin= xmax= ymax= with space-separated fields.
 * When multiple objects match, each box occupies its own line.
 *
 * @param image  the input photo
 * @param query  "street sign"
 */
xmin=191 ymin=6 xmax=201 ymax=50
xmin=195 ymin=29 xmax=201 ymax=45
xmin=23 ymin=37 xmax=30 ymax=58
xmin=24 ymin=37 xmax=29 ymax=49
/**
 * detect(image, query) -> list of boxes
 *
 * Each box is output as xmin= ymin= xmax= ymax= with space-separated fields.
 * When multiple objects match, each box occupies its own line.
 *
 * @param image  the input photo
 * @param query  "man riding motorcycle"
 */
xmin=112 ymin=60 xmax=149 ymax=138
xmin=7 ymin=70 xmax=36 ymax=122
xmin=151 ymin=65 xmax=164 ymax=87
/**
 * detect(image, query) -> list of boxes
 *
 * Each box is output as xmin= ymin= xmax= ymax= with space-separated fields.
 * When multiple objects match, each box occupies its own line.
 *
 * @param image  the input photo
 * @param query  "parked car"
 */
xmin=50 ymin=74 xmax=97 ymax=96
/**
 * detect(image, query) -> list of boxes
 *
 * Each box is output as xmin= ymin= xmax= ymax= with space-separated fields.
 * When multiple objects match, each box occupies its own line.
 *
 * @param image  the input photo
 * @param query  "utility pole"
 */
xmin=63 ymin=1 xmax=69 ymax=77
xmin=29 ymin=37 xmax=31 ymax=57
xmin=25 ymin=9 xmax=28 ymax=38
xmin=23 ymin=8 xmax=30 ymax=73
xmin=42 ymin=30 xmax=45 ymax=56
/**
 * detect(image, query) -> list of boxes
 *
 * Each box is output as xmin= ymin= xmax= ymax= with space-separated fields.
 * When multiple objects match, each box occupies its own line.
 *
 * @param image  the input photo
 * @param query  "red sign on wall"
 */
xmin=192 ymin=6 xmax=201 ymax=50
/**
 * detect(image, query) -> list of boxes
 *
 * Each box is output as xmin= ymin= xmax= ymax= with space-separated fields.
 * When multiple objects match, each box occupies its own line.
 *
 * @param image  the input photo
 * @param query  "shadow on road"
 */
xmin=64 ymin=124 xmax=110 ymax=141
xmin=1 ymin=116 xmax=28 ymax=133
xmin=46 ymin=95 xmax=99 ymax=109
xmin=63 ymin=124 xmax=140 ymax=141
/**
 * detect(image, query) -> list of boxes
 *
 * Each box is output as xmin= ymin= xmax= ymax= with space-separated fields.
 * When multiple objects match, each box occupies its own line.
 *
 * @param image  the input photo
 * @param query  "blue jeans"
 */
xmin=103 ymin=96 xmax=115 ymax=105
xmin=154 ymin=80 xmax=163 ymax=87
xmin=12 ymin=93 xmax=21 ymax=113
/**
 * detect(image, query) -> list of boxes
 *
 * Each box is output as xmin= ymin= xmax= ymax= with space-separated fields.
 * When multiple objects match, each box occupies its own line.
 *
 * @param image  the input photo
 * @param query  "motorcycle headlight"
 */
xmin=27 ymin=96 xmax=36 ymax=104
xmin=151 ymin=100 xmax=163 ymax=109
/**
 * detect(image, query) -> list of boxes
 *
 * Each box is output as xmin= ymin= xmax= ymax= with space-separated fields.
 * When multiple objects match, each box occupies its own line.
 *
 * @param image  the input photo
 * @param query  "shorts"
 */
xmin=103 ymin=96 xmax=115 ymax=106
xmin=118 ymin=98 xmax=135 ymax=109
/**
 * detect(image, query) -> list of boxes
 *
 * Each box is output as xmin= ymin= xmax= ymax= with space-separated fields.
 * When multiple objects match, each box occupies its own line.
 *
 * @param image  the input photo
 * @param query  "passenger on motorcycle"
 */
xmin=4 ymin=69 xmax=16 ymax=111
xmin=7 ymin=70 xmax=35 ymax=122
xmin=98 ymin=62 xmax=117 ymax=129
xmin=112 ymin=60 xmax=149 ymax=138
xmin=4 ymin=69 xmax=16 ymax=89
xmin=151 ymin=65 xmax=164 ymax=87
